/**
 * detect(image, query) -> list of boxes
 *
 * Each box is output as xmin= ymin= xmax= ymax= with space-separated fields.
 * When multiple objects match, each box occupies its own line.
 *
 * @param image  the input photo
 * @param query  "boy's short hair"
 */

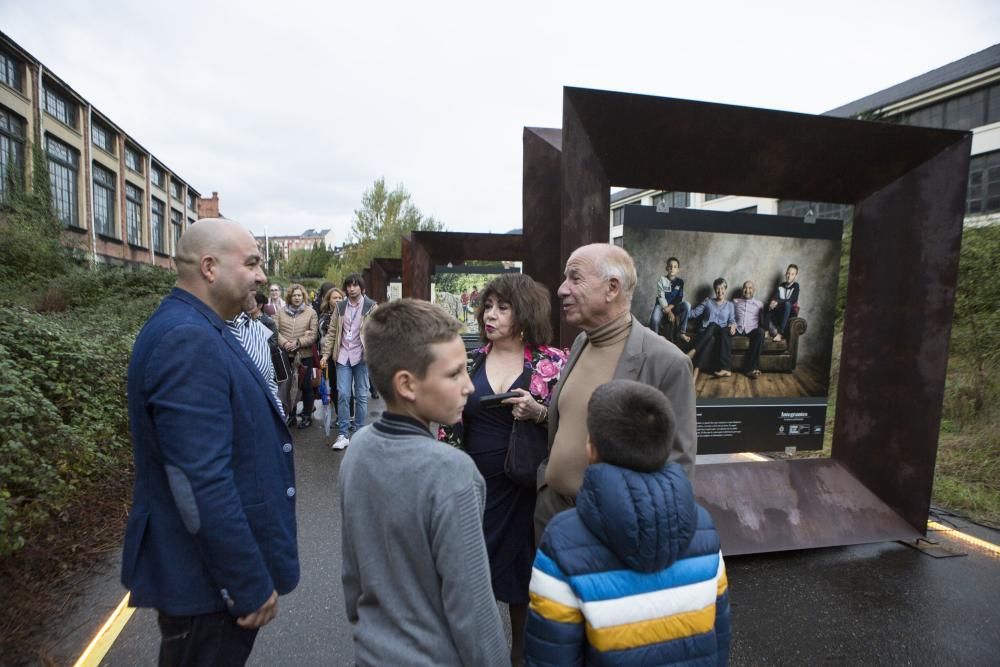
xmin=363 ymin=299 xmax=462 ymax=402
xmin=787 ymin=264 xmax=799 ymax=273
xmin=343 ymin=273 xmax=366 ymax=291
xmin=587 ymin=380 xmax=676 ymax=473
xmin=666 ymin=256 xmax=680 ymax=268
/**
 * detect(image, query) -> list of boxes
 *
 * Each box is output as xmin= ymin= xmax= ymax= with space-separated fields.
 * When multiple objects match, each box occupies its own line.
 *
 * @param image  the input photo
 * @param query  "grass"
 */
xmin=934 ymin=355 xmax=1000 ymax=527
xmin=784 ymin=325 xmax=1000 ymax=529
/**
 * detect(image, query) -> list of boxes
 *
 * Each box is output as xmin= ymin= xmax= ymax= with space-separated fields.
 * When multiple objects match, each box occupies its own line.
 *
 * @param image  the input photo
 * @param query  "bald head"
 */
xmin=175 ymin=218 xmax=266 ymax=320
xmin=571 ymin=243 xmax=637 ymax=302
xmin=558 ymin=243 xmax=637 ymax=331
xmin=176 ymin=218 xmax=252 ymax=278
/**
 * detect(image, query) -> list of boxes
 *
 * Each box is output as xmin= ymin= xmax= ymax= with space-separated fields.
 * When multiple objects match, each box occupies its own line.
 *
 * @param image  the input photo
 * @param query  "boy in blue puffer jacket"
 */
xmin=525 ymin=379 xmax=730 ymax=666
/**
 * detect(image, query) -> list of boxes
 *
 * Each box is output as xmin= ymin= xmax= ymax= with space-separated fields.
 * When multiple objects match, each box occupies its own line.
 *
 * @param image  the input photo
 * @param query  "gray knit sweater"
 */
xmin=339 ymin=413 xmax=507 ymax=666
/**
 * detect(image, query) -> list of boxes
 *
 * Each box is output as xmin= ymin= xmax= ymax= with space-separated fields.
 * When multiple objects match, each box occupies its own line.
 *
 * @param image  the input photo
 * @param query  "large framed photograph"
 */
xmin=622 ymin=205 xmax=843 ymax=454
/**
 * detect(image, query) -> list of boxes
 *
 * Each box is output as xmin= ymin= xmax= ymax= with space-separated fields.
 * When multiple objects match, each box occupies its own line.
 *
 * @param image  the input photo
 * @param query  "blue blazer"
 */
xmin=121 ymin=288 xmax=299 ymax=617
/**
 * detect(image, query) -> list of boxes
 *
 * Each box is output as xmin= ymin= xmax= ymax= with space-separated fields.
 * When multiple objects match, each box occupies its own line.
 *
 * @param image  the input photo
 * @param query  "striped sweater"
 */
xmin=525 ymin=462 xmax=731 ymax=666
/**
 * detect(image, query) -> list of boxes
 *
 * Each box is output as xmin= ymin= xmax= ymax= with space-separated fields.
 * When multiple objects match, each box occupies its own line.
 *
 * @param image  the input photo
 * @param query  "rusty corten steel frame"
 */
xmin=401 ymin=231 xmax=523 ymax=301
xmin=367 ymin=257 xmax=402 ymax=303
xmin=361 ymin=268 xmax=372 ymax=297
xmin=559 ymin=86 xmax=971 ymax=555
xmin=523 ymin=127 xmax=564 ymax=341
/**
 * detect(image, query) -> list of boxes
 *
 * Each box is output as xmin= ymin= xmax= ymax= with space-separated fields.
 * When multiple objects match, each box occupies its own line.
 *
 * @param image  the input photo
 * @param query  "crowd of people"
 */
xmin=121 ymin=218 xmax=730 ymax=667
xmin=649 ymin=258 xmax=802 ymax=380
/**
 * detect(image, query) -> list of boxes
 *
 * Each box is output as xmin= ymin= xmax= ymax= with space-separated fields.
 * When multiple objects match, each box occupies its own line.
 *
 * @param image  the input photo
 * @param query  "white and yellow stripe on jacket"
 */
xmin=529 ymin=547 xmax=728 ymax=657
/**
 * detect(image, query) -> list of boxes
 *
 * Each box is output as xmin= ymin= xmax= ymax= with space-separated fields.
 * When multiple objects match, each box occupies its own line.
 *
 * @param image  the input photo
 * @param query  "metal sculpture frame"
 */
xmin=367 ymin=257 xmax=402 ymax=303
xmin=401 ymin=231 xmax=523 ymax=301
xmin=555 ymin=86 xmax=971 ymax=554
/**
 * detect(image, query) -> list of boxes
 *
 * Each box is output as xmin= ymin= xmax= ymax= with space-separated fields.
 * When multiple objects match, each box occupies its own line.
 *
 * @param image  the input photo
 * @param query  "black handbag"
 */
xmin=504 ymin=419 xmax=548 ymax=489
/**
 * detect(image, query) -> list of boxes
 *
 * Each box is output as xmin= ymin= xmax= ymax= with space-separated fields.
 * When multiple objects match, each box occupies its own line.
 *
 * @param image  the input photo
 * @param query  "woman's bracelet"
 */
xmin=535 ymin=405 xmax=549 ymax=424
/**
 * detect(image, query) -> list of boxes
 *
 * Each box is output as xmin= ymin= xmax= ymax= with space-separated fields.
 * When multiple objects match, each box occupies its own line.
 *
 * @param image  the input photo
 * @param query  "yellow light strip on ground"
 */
xmin=927 ymin=520 xmax=1000 ymax=558
xmin=73 ymin=593 xmax=135 ymax=667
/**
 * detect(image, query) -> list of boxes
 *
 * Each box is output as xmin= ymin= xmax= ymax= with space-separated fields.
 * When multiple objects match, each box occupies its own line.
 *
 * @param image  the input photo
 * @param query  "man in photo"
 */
xmin=733 ymin=280 xmax=766 ymax=378
xmin=767 ymin=264 xmax=800 ymax=342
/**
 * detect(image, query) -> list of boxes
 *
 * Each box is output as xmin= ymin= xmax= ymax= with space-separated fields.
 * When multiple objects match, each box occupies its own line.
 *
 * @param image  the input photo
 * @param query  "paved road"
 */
xmin=99 ymin=401 xmax=380 ymax=665
xmin=44 ymin=409 xmax=1000 ymax=665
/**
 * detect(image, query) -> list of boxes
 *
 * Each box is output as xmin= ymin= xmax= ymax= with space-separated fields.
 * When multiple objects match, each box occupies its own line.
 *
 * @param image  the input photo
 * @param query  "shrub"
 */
xmin=0 ymin=265 xmax=173 ymax=556
xmin=0 ymin=141 xmax=68 ymax=282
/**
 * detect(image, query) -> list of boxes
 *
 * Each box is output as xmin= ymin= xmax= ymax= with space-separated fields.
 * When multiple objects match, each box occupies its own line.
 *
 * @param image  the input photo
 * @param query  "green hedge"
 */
xmin=0 ymin=266 xmax=175 ymax=556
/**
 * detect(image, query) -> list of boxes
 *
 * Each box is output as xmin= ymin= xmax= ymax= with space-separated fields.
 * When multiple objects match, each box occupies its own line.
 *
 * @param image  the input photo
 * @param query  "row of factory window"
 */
xmin=0 ymin=47 xmax=197 ymax=209
xmin=1 ymin=106 xmax=193 ymax=253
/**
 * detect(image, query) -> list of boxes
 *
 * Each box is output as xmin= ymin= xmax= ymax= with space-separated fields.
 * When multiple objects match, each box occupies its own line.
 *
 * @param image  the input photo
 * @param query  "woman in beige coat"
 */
xmin=276 ymin=283 xmax=318 ymax=428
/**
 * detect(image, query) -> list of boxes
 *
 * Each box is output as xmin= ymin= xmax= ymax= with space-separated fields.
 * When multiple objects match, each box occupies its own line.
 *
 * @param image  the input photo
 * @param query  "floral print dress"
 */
xmin=437 ymin=343 xmax=567 ymax=603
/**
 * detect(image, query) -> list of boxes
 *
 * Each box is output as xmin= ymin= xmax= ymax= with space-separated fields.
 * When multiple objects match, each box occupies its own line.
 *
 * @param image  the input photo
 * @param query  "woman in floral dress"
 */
xmin=439 ymin=273 xmax=566 ymax=666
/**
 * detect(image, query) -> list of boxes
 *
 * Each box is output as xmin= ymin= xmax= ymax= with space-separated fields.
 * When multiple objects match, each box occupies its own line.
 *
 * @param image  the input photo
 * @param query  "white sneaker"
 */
xmin=331 ymin=435 xmax=350 ymax=451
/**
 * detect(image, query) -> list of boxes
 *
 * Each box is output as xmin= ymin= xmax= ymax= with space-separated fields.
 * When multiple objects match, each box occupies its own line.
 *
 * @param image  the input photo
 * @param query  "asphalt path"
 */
xmin=44 ymin=407 xmax=1000 ymax=666
xmin=98 ymin=399 xmax=383 ymax=665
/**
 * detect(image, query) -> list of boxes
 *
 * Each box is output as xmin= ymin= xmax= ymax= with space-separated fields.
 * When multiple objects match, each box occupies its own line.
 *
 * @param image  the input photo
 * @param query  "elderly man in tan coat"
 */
xmin=534 ymin=243 xmax=697 ymax=541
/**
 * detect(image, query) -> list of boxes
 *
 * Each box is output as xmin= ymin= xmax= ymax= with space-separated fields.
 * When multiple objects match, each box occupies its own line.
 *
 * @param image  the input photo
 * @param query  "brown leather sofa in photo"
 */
xmin=730 ymin=317 xmax=807 ymax=372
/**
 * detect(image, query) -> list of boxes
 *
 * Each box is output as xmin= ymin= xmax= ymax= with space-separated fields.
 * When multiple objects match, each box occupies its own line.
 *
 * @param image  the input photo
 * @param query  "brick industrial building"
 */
xmin=0 ymin=30 xmax=213 ymax=269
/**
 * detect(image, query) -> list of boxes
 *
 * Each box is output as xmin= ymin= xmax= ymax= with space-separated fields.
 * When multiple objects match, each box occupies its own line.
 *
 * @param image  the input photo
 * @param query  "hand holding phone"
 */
xmin=479 ymin=390 xmax=521 ymax=408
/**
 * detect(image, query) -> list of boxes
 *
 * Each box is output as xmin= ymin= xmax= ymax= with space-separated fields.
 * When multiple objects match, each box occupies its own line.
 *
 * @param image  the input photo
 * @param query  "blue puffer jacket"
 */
xmin=525 ymin=462 xmax=730 ymax=666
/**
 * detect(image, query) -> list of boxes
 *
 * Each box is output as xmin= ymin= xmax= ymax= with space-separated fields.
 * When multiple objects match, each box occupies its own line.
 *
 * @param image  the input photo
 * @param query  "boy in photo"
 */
xmin=525 ymin=379 xmax=731 ymax=666
xmin=649 ymin=256 xmax=692 ymax=343
xmin=767 ymin=264 xmax=800 ymax=342
xmin=338 ymin=299 xmax=507 ymax=666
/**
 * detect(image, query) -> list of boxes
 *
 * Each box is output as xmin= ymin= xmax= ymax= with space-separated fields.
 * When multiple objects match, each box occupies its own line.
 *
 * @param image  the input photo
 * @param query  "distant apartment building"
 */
xmin=0 ymin=30 xmax=211 ymax=269
xmin=609 ymin=43 xmax=1000 ymax=243
xmin=257 ymin=228 xmax=336 ymax=260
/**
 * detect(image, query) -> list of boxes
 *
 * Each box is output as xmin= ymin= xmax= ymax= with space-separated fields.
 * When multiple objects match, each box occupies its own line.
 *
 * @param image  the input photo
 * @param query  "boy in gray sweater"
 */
xmin=339 ymin=299 xmax=507 ymax=666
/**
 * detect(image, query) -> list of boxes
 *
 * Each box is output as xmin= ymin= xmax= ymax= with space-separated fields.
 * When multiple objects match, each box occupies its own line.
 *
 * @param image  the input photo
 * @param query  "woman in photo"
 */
xmin=688 ymin=277 xmax=736 ymax=382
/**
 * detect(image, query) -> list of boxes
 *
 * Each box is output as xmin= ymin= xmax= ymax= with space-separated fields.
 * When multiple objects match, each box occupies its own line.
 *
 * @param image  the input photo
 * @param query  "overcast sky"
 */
xmin=2 ymin=1 xmax=998 ymax=242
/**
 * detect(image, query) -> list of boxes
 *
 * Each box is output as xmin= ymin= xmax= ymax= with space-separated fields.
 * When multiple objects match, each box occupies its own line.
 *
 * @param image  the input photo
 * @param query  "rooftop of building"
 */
xmin=824 ymin=42 xmax=1000 ymax=118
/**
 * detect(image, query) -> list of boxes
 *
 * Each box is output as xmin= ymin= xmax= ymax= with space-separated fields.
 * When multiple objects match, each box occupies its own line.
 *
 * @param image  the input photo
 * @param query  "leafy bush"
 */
xmin=0 ymin=142 xmax=69 ymax=282
xmin=0 ymin=267 xmax=174 ymax=556
xmin=937 ymin=225 xmax=1000 ymax=428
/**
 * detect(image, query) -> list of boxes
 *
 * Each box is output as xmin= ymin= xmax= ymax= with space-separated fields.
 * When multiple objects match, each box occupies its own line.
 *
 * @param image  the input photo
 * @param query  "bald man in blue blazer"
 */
xmin=121 ymin=219 xmax=299 ymax=666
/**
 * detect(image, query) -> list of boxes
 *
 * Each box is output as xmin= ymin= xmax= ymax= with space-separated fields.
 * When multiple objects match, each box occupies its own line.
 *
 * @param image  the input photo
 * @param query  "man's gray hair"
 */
xmin=599 ymin=245 xmax=638 ymax=302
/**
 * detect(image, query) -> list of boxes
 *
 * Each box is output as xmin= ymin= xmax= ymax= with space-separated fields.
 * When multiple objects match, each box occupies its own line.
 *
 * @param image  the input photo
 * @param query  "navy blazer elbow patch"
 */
xmin=165 ymin=464 xmax=201 ymax=534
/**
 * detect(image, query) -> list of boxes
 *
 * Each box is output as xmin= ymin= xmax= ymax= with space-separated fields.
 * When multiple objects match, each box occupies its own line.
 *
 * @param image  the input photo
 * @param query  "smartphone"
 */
xmin=479 ymin=390 xmax=521 ymax=408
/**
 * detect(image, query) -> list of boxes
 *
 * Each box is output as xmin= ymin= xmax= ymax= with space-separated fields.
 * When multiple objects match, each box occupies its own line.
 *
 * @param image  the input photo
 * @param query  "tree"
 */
xmin=284 ymin=242 xmax=333 ymax=278
xmin=265 ymin=240 xmax=282 ymax=276
xmin=327 ymin=178 xmax=443 ymax=283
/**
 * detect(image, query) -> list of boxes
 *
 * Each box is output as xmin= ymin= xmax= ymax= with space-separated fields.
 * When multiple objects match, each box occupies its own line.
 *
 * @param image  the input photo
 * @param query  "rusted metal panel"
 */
xmin=693 ymin=460 xmax=921 ymax=555
xmin=558 ymin=85 xmax=971 ymax=551
xmin=832 ymin=136 xmax=972 ymax=532
xmin=368 ymin=257 xmax=401 ymax=303
xmin=523 ymin=127 xmax=563 ymax=342
xmin=401 ymin=231 xmax=523 ymax=302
